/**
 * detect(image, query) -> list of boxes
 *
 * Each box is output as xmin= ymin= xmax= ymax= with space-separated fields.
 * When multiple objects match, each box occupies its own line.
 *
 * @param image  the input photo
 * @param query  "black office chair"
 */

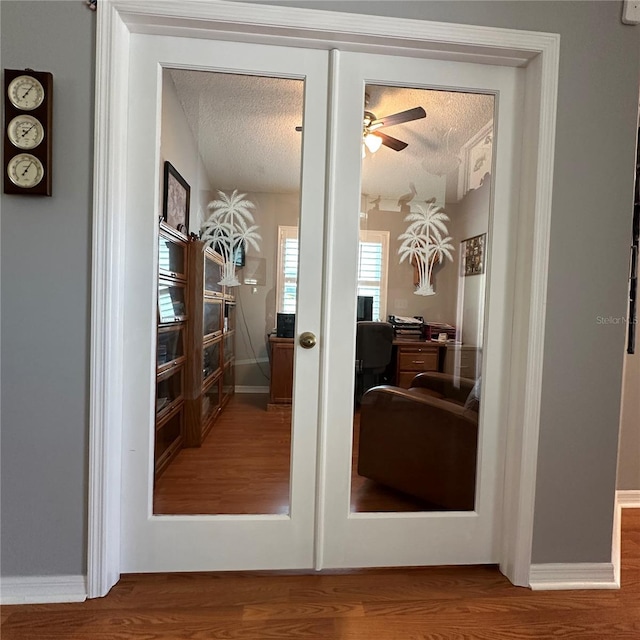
xmin=355 ymin=321 xmax=394 ymax=404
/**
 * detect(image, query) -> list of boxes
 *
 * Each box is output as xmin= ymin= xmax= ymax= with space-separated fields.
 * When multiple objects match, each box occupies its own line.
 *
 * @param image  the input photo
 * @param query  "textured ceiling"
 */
xmin=169 ymin=69 xmax=493 ymax=203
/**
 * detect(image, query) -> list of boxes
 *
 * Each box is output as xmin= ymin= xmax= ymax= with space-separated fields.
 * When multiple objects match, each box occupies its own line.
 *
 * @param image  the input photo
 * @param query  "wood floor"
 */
xmin=3 ymin=509 xmax=639 ymax=639
xmin=154 ymin=394 xmax=292 ymax=515
xmin=154 ymin=393 xmax=432 ymax=515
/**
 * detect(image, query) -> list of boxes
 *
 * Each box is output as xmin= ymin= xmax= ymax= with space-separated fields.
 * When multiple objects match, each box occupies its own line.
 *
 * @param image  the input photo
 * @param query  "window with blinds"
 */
xmin=277 ymin=226 xmax=300 ymax=314
xmin=276 ymin=226 xmax=389 ymax=320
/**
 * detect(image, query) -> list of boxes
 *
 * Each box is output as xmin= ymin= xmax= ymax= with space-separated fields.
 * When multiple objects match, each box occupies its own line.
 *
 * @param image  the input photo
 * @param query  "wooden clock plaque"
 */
xmin=4 ymin=69 xmax=53 ymax=196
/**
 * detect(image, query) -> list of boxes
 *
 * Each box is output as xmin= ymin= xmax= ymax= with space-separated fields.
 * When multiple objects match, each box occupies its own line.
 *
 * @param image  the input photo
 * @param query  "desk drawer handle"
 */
xmin=412 ymin=360 xmax=425 ymax=364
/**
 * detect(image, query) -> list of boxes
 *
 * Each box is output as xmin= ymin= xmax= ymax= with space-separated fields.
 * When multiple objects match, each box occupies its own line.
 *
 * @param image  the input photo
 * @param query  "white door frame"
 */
xmin=88 ymin=0 xmax=559 ymax=598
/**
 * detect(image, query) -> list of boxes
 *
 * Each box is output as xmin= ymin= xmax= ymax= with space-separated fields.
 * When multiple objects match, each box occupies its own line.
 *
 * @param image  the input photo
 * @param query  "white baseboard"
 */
xmin=616 ymin=489 xmax=640 ymax=509
xmin=1 ymin=575 xmax=87 ymax=604
xmin=235 ymin=385 xmax=269 ymax=394
xmin=612 ymin=489 xmax=640 ymax=585
xmin=527 ymin=491 xmax=640 ymax=590
xmin=529 ymin=563 xmax=618 ymax=590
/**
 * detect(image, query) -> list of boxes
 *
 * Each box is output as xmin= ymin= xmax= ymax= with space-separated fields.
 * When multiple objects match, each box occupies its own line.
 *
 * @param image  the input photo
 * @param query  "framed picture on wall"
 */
xmin=461 ymin=233 xmax=486 ymax=276
xmin=162 ymin=161 xmax=190 ymax=234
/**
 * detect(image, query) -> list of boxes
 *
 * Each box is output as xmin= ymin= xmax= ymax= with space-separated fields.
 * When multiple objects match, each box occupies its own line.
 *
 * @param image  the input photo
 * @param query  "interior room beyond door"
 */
xmin=351 ymin=85 xmax=493 ymax=514
xmin=152 ymin=69 xmax=306 ymax=517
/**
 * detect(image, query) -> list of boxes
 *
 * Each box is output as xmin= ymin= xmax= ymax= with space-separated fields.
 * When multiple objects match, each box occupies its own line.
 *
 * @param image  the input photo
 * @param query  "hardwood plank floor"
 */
xmin=3 ymin=510 xmax=639 ymax=639
xmin=154 ymin=393 xmax=434 ymax=515
xmin=154 ymin=394 xmax=292 ymax=515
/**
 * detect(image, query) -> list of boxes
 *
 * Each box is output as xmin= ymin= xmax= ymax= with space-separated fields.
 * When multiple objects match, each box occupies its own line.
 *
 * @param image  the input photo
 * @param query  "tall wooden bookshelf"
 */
xmin=154 ymin=227 xmax=237 ymax=478
xmin=184 ymin=240 xmax=236 ymax=447
xmin=154 ymin=222 xmax=189 ymax=478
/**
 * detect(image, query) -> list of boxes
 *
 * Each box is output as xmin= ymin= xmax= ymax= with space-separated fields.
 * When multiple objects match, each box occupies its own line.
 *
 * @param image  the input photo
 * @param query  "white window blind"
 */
xmin=277 ymin=226 xmax=299 ymax=314
xmin=357 ymin=230 xmax=389 ymax=322
xmin=276 ymin=226 xmax=389 ymax=320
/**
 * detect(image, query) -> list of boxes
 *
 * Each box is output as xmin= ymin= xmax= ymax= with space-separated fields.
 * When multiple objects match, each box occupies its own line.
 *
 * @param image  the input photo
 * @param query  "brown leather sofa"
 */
xmin=357 ymin=372 xmax=479 ymax=510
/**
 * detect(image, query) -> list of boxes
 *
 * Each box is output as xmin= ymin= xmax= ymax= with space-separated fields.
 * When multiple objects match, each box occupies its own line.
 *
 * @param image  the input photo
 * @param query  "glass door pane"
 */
xmin=157 ymin=325 xmax=185 ymax=371
xmin=152 ymin=68 xmax=306 ymax=517
xmin=158 ymin=228 xmax=187 ymax=280
xmin=351 ymin=85 xmax=494 ymax=514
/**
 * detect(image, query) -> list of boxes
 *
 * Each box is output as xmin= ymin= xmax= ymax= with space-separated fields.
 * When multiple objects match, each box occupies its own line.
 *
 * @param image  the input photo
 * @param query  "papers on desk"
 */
xmin=389 ymin=315 xmax=424 ymax=339
xmin=391 ymin=315 xmax=422 ymax=324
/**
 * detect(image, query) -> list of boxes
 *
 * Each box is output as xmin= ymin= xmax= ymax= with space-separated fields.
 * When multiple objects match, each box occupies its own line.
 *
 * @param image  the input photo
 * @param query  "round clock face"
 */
xmin=7 ymin=75 xmax=45 ymax=110
xmin=7 ymin=115 xmax=45 ymax=150
xmin=7 ymin=153 xmax=44 ymax=188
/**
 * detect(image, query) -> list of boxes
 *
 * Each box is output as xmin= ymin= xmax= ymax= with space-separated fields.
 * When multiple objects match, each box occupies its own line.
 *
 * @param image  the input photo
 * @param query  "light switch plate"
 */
xmin=623 ymin=0 xmax=640 ymax=25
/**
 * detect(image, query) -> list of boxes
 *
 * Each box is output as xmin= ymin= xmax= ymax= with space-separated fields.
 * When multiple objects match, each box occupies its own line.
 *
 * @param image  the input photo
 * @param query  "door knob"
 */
xmin=299 ymin=331 xmax=317 ymax=349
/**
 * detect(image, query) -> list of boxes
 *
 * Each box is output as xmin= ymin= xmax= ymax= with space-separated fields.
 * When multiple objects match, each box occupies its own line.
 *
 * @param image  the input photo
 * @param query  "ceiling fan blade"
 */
xmin=371 ymin=106 xmax=426 ymax=129
xmin=376 ymin=132 xmax=408 ymax=152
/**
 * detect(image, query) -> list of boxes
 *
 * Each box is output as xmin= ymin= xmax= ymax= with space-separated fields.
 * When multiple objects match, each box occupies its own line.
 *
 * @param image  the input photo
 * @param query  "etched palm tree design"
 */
xmin=398 ymin=202 xmax=454 ymax=296
xmin=201 ymin=190 xmax=261 ymax=286
xmin=405 ymin=201 xmax=449 ymax=239
xmin=426 ymin=228 xmax=454 ymax=291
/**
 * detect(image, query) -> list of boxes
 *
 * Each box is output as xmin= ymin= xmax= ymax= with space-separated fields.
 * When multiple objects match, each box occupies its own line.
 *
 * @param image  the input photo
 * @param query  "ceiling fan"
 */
xmin=295 ymin=104 xmax=426 ymax=154
xmin=362 ymin=105 xmax=426 ymax=154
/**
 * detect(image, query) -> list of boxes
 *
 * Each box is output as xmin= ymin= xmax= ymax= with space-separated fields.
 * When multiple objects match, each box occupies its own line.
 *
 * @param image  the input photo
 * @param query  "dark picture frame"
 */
xmin=162 ymin=161 xmax=190 ymax=234
xmin=462 ymin=233 xmax=486 ymax=276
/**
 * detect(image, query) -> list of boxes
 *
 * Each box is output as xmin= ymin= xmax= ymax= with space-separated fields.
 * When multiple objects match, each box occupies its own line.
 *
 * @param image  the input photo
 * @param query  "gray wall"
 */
xmin=1 ymin=2 xmax=95 ymax=576
xmin=1 ymin=0 xmax=637 ymax=578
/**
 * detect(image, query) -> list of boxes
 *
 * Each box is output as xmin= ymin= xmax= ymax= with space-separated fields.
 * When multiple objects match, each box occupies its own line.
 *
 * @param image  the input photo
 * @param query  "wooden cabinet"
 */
xmin=266 ymin=337 xmax=441 ymax=402
xmin=157 ymin=324 xmax=186 ymax=373
xmin=155 ymin=404 xmax=184 ymax=476
xmin=184 ymin=240 xmax=235 ymax=447
xmin=393 ymin=341 xmax=440 ymax=388
xmin=268 ymin=336 xmax=294 ymax=409
xmin=154 ymin=222 xmax=188 ymax=478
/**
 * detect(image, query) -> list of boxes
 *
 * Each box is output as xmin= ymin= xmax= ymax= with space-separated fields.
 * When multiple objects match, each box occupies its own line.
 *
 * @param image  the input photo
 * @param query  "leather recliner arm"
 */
xmin=409 ymin=371 xmax=476 ymax=404
xmin=360 ymin=384 xmax=476 ymax=422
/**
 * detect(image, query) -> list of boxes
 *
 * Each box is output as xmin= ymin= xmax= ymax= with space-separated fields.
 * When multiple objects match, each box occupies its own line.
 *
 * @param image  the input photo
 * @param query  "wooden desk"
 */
xmin=392 ymin=339 xmax=441 ymax=388
xmin=267 ymin=336 xmax=448 ymax=405
xmin=268 ymin=336 xmax=294 ymax=409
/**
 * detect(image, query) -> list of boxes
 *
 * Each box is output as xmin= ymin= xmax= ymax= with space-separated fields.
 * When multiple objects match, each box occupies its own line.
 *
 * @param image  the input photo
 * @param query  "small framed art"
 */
xmin=162 ymin=161 xmax=190 ymax=234
xmin=462 ymin=233 xmax=486 ymax=276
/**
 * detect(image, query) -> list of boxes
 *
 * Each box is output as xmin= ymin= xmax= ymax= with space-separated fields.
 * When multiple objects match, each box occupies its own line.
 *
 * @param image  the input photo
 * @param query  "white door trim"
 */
xmin=89 ymin=0 xmax=559 ymax=598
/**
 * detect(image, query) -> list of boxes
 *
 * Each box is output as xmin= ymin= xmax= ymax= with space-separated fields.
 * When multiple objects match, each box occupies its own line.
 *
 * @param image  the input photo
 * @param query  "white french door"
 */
xmin=121 ymin=36 xmax=522 ymax=572
xmin=320 ymin=51 xmax=522 ymax=567
xmin=120 ymin=34 xmax=329 ymax=572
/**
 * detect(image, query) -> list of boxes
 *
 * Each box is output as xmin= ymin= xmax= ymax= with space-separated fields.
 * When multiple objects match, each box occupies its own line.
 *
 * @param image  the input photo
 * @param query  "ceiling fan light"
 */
xmin=364 ymin=133 xmax=383 ymax=153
